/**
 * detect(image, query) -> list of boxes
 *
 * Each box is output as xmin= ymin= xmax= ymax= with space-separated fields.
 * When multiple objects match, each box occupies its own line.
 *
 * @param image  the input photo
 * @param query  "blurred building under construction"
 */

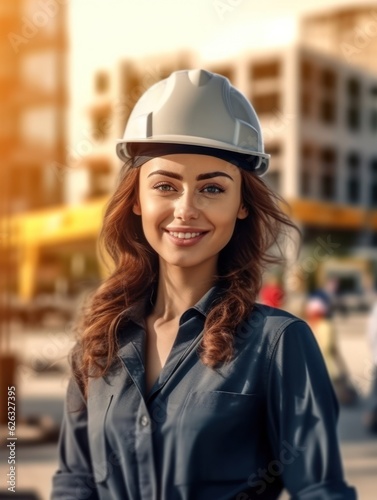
xmin=1 ymin=0 xmax=68 ymax=299
xmin=1 ymin=0 xmax=68 ymax=213
xmin=2 ymin=5 xmax=377 ymax=317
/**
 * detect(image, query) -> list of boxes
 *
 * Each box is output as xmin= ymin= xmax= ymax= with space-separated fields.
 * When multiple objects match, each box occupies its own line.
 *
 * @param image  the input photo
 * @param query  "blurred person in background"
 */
xmin=259 ymin=272 xmax=285 ymax=309
xmin=306 ymin=296 xmax=358 ymax=407
xmin=310 ymin=276 xmax=340 ymax=318
xmin=51 ymin=69 xmax=356 ymax=499
xmin=364 ymin=298 xmax=377 ymax=433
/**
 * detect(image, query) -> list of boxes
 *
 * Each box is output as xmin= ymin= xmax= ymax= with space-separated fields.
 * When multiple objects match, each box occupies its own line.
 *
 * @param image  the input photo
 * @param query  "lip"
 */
xmin=165 ymin=227 xmax=209 ymax=233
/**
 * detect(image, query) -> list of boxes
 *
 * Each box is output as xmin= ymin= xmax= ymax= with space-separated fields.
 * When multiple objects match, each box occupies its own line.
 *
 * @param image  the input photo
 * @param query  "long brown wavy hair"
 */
xmin=71 ymin=159 xmax=299 ymax=396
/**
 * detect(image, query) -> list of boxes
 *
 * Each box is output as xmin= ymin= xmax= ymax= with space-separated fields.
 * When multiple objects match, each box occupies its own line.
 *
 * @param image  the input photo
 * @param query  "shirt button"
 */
xmin=140 ymin=415 xmax=149 ymax=427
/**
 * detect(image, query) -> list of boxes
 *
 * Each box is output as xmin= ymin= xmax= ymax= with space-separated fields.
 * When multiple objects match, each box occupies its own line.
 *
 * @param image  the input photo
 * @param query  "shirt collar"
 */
xmin=179 ymin=285 xmax=225 ymax=324
xmin=125 ymin=284 xmax=225 ymax=326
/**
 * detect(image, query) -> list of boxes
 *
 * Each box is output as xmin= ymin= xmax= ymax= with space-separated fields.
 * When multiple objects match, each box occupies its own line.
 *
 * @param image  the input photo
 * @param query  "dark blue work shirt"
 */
xmin=52 ymin=287 xmax=357 ymax=499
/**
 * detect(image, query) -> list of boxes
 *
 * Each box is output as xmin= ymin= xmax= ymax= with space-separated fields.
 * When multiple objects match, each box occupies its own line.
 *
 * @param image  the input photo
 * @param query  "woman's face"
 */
xmin=134 ymin=154 xmax=248 ymax=273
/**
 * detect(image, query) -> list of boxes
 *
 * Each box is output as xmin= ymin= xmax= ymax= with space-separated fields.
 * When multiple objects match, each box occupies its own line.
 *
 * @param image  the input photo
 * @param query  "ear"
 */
xmin=132 ymin=201 xmax=141 ymax=216
xmin=237 ymin=203 xmax=248 ymax=220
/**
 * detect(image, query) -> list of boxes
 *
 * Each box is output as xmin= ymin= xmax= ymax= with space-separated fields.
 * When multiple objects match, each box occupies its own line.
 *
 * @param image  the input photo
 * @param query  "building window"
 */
xmin=300 ymin=60 xmax=314 ymax=83
xmin=92 ymin=113 xmax=111 ymax=141
xmin=321 ymin=68 xmax=337 ymax=90
xmin=252 ymin=93 xmax=280 ymax=115
xmin=346 ymin=152 xmax=360 ymax=204
xmin=346 ymin=77 xmax=361 ymax=131
xmin=370 ymin=86 xmax=377 ymax=132
xmin=300 ymin=59 xmax=337 ymax=124
xmin=95 ymin=71 xmax=109 ymax=93
xmin=370 ymin=159 xmax=377 ymax=208
xmin=320 ymin=148 xmax=337 ymax=200
xmin=300 ymin=59 xmax=315 ymax=119
xmin=11 ymin=165 xmax=44 ymax=211
xmin=300 ymin=144 xmax=315 ymax=197
xmin=319 ymin=68 xmax=337 ymax=125
xmin=251 ymin=61 xmax=281 ymax=80
xmin=21 ymin=106 xmax=57 ymax=146
xmin=347 ymin=108 xmax=360 ymax=130
xmin=89 ymin=163 xmax=112 ymax=198
xmin=301 ymin=92 xmax=311 ymax=118
xmin=347 ymin=78 xmax=361 ymax=99
xmin=320 ymin=99 xmax=336 ymax=124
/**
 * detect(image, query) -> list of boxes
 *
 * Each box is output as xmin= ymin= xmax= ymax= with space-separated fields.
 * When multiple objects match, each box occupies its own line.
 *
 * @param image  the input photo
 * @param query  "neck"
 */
xmin=152 ymin=260 xmax=217 ymax=321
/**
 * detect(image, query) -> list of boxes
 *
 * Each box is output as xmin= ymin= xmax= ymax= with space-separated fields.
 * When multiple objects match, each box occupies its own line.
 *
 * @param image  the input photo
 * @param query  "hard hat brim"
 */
xmin=116 ymin=138 xmax=270 ymax=176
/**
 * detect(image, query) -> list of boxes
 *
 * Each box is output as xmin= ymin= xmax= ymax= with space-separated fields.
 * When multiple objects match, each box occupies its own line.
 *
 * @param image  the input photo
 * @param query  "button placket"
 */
xmin=135 ymin=404 xmax=157 ymax=499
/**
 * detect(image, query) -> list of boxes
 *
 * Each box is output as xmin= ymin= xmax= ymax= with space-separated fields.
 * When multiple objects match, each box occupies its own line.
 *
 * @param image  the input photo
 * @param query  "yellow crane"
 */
xmin=2 ymin=196 xmax=111 ymax=301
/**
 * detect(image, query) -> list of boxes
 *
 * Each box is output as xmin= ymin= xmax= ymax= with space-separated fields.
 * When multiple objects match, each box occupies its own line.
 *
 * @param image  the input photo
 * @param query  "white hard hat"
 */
xmin=306 ymin=298 xmax=328 ymax=316
xmin=116 ymin=69 xmax=270 ymax=175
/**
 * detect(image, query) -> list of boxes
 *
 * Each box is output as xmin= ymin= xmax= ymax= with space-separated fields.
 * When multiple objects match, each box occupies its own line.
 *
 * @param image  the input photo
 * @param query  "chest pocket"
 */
xmin=88 ymin=394 xmax=113 ymax=483
xmin=175 ymin=390 xmax=264 ymax=485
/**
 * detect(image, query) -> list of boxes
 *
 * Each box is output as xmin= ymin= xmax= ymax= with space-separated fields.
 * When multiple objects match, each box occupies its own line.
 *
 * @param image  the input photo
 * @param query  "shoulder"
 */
xmin=234 ymin=305 xmax=321 ymax=392
xmin=245 ymin=303 xmax=307 ymax=334
xmin=237 ymin=303 xmax=313 ymax=354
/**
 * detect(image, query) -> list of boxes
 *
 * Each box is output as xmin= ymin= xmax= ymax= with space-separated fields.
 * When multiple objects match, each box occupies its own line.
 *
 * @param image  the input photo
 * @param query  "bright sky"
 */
xmin=68 ymin=0 xmax=377 ymax=146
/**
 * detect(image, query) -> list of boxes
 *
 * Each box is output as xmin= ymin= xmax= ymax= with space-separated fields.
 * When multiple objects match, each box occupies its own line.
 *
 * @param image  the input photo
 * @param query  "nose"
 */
xmin=173 ymin=192 xmax=200 ymax=221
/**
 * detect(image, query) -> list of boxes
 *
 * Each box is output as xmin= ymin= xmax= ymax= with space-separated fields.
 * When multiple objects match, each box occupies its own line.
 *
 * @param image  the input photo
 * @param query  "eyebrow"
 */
xmin=147 ymin=170 xmax=234 ymax=181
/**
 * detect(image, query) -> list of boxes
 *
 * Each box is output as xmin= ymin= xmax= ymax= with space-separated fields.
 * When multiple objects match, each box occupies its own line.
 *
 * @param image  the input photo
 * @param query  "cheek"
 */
xmin=139 ymin=193 xmax=158 ymax=214
xmin=212 ymin=213 xmax=239 ymax=242
xmin=139 ymin=195 xmax=171 ymax=224
xmin=214 ymin=200 xmax=242 ymax=225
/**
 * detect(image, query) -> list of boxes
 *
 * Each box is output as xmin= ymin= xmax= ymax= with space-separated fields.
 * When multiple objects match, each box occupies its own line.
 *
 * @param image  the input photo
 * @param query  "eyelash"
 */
xmin=153 ymin=183 xmax=225 ymax=194
xmin=153 ymin=183 xmax=175 ymax=192
xmin=202 ymin=185 xmax=225 ymax=194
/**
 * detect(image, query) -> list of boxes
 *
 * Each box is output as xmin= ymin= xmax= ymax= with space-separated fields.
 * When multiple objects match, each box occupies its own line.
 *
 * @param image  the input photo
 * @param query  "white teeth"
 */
xmin=169 ymin=231 xmax=201 ymax=239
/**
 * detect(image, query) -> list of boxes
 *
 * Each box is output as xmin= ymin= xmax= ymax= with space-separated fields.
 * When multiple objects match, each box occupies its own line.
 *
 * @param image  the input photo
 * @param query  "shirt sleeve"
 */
xmin=51 ymin=378 xmax=99 ymax=500
xmin=266 ymin=319 xmax=357 ymax=499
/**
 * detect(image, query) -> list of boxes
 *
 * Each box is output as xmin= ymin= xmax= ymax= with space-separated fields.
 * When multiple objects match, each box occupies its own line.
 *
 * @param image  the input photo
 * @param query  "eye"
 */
xmin=153 ymin=182 xmax=176 ymax=192
xmin=201 ymin=184 xmax=225 ymax=194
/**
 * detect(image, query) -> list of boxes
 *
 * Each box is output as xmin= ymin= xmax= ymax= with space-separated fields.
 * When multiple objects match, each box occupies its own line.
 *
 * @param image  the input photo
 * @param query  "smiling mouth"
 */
xmin=167 ymin=231 xmax=204 ymax=240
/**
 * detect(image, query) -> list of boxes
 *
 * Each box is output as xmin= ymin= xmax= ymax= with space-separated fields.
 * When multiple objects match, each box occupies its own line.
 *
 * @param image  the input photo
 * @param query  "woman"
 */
xmin=52 ymin=69 xmax=356 ymax=499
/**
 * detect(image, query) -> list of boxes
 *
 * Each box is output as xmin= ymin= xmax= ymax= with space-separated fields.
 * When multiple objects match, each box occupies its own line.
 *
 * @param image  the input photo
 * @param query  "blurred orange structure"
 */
xmin=1 ymin=0 xmax=68 ymax=214
xmin=1 ymin=0 xmax=69 ymax=306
